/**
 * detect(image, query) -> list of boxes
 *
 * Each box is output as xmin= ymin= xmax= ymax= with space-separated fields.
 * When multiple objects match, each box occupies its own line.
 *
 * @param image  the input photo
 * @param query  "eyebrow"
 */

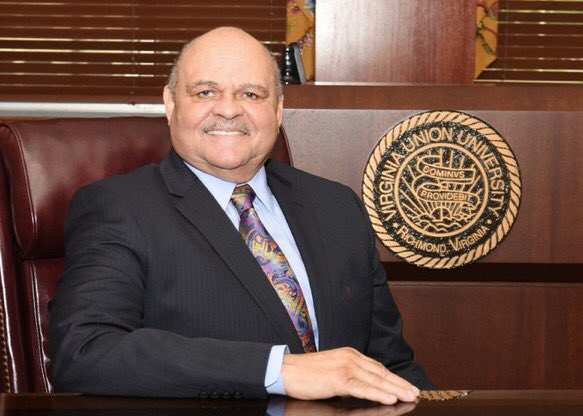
xmin=185 ymin=80 xmax=219 ymax=94
xmin=238 ymin=83 xmax=270 ymax=97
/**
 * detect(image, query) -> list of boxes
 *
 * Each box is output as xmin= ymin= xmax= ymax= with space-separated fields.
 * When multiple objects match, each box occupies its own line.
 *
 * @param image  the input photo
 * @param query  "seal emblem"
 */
xmin=362 ymin=111 xmax=521 ymax=269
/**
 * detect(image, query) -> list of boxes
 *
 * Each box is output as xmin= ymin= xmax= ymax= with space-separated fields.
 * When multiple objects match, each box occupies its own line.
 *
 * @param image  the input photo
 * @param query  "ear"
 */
xmin=276 ymin=95 xmax=284 ymax=127
xmin=163 ymin=85 xmax=175 ymax=125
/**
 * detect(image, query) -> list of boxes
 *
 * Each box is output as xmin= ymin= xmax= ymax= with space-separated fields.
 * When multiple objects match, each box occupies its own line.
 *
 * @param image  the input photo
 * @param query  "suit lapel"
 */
xmin=266 ymin=162 xmax=335 ymax=352
xmin=159 ymin=150 xmax=303 ymax=352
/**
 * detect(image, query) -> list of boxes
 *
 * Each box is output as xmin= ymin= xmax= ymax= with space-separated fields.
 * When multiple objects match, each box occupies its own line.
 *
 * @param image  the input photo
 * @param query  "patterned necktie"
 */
xmin=231 ymin=184 xmax=316 ymax=352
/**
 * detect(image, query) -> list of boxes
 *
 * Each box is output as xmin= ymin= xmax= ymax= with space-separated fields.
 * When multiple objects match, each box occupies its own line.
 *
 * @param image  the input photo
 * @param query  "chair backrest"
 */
xmin=0 ymin=117 xmax=291 ymax=392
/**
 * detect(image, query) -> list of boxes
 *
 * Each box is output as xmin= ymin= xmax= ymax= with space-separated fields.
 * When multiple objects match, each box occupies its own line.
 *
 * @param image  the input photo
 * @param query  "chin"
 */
xmin=211 ymin=149 xmax=246 ymax=164
xmin=210 ymin=155 xmax=252 ymax=172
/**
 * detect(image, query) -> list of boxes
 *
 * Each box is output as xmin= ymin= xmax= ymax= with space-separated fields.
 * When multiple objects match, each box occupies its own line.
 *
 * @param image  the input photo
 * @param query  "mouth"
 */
xmin=205 ymin=130 xmax=249 ymax=136
xmin=203 ymin=122 xmax=251 ymax=137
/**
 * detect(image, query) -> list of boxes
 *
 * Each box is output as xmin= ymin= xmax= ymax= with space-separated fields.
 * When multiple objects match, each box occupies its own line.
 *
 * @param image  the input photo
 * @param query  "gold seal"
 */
xmin=362 ymin=111 xmax=521 ymax=269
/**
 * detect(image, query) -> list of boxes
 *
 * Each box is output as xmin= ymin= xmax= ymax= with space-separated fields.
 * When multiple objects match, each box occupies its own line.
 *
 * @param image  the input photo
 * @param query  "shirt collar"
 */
xmin=184 ymin=161 xmax=276 ymax=214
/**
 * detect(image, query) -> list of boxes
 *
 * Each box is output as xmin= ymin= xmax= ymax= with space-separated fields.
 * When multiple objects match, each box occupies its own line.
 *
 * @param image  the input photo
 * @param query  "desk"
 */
xmin=0 ymin=390 xmax=581 ymax=415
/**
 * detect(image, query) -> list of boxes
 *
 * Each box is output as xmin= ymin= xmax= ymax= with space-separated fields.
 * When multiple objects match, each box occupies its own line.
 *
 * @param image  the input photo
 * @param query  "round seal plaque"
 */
xmin=362 ymin=111 xmax=521 ymax=269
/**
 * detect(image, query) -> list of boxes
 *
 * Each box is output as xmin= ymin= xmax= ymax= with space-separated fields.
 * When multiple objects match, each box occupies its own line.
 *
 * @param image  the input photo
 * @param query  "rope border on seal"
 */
xmin=362 ymin=110 xmax=522 ymax=269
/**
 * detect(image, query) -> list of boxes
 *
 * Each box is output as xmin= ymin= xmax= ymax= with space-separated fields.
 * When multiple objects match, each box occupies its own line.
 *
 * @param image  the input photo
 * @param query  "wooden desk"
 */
xmin=0 ymin=391 xmax=581 ymax=415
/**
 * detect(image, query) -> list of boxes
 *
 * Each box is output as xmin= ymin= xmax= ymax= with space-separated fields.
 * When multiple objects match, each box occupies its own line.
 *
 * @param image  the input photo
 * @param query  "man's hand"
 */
xmin=281 ymin=348 xmax=420 ymax=405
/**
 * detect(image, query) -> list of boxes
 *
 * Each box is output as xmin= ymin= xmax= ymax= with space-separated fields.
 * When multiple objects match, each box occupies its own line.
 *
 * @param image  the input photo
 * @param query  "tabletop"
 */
xmin=0 ymin=390 xmax=581 ymax=415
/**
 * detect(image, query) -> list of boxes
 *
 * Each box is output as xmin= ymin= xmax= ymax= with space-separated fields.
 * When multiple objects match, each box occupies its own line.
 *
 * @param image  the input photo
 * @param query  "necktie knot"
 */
xmin=231 ymin=184 xmax=256 ymax=215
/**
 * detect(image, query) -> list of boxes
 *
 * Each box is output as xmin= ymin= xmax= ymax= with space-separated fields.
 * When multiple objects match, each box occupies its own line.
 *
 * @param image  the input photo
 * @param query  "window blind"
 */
xmin=0 ymin=0 xmax=286 ymax=103
xmin=477 ymin=0 xmax=583 ymax=84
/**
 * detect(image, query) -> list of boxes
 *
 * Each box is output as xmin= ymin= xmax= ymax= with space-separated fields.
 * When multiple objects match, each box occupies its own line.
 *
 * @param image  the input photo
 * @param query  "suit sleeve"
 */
xmin=49 ymin=183 xmax=272 ymax=398
xmin=349 ymin=190 xmax=435 ymax=389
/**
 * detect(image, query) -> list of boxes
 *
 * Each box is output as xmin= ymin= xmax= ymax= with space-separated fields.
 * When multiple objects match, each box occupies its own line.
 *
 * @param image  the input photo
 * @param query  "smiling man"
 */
xmin=163 ymin=29 xmax=284 ymax=184
xmin=50 ymin=27 xmax=432 ymax=404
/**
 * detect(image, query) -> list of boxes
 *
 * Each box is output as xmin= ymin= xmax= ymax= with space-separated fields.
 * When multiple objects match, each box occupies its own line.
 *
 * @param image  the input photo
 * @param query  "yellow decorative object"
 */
xmin=475 ymin=0 xmax=498 ymax=78
xmin=286 ymin=0 xmax=315 ymax=81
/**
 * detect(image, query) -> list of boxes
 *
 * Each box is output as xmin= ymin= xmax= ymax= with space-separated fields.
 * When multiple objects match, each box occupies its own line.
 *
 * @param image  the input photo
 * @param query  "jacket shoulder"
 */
xmin=267 ymin=159 xmax=356 ymax=197
xmin=74 ymin=162 xmax=164 ymax=201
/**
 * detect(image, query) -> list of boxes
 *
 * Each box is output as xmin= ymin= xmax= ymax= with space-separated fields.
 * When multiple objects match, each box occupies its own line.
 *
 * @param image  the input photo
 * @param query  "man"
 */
xmin=50 ymin=27 xmax=432 ymax=404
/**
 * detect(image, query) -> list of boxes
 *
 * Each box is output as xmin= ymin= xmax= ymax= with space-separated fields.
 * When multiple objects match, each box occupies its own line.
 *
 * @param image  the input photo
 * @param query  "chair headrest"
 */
xmin=0 ymin=117 xmax=171 ymax=259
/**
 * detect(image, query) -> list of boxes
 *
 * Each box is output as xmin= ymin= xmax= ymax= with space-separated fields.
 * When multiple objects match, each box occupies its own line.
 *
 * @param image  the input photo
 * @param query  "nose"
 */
xmin=212 ymin=94 xmax=244 ymax=120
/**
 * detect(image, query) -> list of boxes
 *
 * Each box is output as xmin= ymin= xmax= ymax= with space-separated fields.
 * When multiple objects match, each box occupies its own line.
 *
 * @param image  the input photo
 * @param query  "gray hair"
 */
xmin=166 ymin=37 xmax=283 ymax=100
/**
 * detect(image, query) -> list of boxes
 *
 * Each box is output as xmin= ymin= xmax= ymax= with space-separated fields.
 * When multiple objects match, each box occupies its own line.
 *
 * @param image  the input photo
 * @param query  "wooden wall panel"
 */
xmin=315 ymin=0 xmax=475 ymax=83
xmin=282 ymin=108 xmax=583 ymax=264
xmin=389 ymin=282 xmax=583 ymax=389
xmin=283 ymin=84 xmax=582 ymax=111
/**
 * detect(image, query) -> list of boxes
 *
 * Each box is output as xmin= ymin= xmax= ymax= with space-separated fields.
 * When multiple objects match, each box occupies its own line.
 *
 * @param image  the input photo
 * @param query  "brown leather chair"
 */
xmin=0 ymin=117 xmax=291 ymax=392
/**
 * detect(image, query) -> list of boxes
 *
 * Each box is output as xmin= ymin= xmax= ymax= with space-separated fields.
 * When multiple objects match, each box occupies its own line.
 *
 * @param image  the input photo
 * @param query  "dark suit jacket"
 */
xmin=49 ymin=149 xmax=432 ymax=398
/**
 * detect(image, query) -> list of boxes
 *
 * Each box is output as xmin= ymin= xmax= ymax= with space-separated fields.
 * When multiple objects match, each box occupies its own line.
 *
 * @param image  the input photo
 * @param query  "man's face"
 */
xmin=163 ymin=30 xmax=283 ymax=183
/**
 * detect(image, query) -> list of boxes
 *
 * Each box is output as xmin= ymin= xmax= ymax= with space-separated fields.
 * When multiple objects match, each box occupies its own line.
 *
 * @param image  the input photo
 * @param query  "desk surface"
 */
xmin=0 ymin=390 xmax=581 ymax=415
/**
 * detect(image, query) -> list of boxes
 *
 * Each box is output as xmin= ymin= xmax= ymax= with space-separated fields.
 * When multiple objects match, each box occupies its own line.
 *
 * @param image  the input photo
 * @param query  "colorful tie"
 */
xmin=231 ymin=184 xmax=316 ymax=352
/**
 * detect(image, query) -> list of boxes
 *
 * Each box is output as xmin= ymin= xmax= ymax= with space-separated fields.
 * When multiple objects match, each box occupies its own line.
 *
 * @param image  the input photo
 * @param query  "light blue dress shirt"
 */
xmin=184 ymin=162 xmax=319 ymax=395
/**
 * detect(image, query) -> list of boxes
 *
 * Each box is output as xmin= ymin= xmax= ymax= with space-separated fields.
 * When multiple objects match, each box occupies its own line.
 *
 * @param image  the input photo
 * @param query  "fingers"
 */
xmin=346 ymin=376 xmax=399 ymax=406
xmin=348 ymin=350 xmax=419 ymax=401
xmin=346 ymin=362 xmax=418 ymax=403
xmin=360 ymin=355 xmax=419 ymax=394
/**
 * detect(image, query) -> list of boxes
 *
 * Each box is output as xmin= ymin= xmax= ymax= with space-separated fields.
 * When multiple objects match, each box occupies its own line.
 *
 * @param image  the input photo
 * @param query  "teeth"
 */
xmin=207 ymin=130 xmax=245 ymax=136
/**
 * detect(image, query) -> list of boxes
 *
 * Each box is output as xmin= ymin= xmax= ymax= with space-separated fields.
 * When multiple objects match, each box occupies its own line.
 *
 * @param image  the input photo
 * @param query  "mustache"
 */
xmin=203 ymin=121 xmax=251 ymax=135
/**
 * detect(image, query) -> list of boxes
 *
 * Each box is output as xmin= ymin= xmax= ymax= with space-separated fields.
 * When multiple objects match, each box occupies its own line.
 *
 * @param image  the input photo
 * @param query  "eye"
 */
xmin=197 ymin=90 xmax=214 ymax=98
xmin=242 ymin=91 xmax=259 ymax=100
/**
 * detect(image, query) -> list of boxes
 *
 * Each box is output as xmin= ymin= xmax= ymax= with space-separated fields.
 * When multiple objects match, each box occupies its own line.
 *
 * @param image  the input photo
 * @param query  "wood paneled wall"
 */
xmin=391 ymin=281 xmax=583 ymax=389
xmin=284 ymin=108 xmax=582 ymax=265
xmin=315 ymin=0 xmax=475 ymax=83
xmin=282 ymin=84 xmax=583 ymax=388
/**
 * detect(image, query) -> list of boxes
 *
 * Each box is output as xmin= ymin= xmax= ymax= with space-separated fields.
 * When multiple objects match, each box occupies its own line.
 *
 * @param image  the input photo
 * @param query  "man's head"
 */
xmin=163 ymin=27 xmax=284 ymax=183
